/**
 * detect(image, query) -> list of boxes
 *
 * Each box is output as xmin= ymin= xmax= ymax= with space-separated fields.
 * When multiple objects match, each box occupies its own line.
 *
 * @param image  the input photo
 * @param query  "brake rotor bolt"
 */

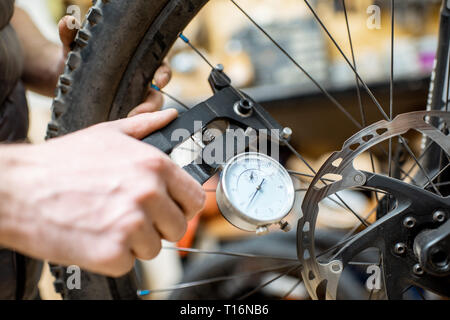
xmin=413 ymin=264 xmax=424 ymax=276
xmin=394 ymin=243 xmax=407 ymax=255
xmin=331 ymin=262 xmax=342 ymax=272
xmin=433 ymin=210 xmax=446 ymax=223
xmin=278 ymin=220 xmax=291 ymax=232
xmin=281 ymin=127 xmax=293 ymax=140
xmin=403 ymin=216 xmax=416 ymax=229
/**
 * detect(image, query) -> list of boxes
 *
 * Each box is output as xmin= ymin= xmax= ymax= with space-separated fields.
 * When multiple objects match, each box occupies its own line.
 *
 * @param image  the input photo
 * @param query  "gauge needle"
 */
xmin=246 ymin=178 xmax=265 ymax=209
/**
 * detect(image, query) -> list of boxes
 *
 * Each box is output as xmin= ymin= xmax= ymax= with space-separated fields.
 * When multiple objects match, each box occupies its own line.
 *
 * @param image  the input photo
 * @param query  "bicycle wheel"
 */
xmin=46 ymin=0 xmax=450 ymax=299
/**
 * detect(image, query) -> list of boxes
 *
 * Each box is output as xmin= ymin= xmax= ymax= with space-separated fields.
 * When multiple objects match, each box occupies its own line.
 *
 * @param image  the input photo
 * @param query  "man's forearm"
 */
xmin=11 ymin=7 xmax=62 ymax=97
xmin=0 ymin=144 xmax=35 ymax=249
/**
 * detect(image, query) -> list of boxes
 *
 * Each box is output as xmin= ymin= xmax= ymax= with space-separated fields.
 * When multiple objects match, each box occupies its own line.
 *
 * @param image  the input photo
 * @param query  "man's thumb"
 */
xmin=58 ymin=16 xmax=79 ymax=56
xmin=111 ymin=109 xmax=179 ymax=139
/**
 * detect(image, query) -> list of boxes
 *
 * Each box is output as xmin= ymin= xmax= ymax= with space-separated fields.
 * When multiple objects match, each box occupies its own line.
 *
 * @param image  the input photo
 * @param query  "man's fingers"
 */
xmin=165 ymin=166 xmax=206 ymax=221
xmin=109 ymin=109 xmax=178 ymax=139
xmin=129 ymin=218 xmax=162 ymax=260
xmin=128 ymin=89 xmax=164 ymax=117
xmin=154 ymin=61 xmax=172 ymax=89
xmin=58 ymin=16 xmax=78 ymax=56
xmin=127 ymin=60 xmax=171 ymax=117
xmin=142 ymin=192 xmax=187 ymax=242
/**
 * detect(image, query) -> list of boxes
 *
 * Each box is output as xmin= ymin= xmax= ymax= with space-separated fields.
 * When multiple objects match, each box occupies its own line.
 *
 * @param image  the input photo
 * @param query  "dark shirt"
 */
xmin=0 ymin=0 xmax=28 ymax=141
xmin=0 ymin=0 xmax=42 ymax=300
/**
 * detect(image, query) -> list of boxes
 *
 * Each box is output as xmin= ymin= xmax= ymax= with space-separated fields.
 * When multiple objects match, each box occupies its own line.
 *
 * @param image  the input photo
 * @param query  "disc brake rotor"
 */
xmin=298 ymin=110 xmax=450 ymax=300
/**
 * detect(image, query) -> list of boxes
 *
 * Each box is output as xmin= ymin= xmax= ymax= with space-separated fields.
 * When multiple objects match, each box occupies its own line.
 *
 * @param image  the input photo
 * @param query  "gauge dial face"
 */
xmin=221 ymin=153 xmax=295 ymax=224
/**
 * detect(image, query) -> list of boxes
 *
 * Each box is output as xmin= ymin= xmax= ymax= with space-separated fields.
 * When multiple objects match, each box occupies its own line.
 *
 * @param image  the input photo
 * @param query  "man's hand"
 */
xmin=0 ymin=109 xmax=206 ymax=277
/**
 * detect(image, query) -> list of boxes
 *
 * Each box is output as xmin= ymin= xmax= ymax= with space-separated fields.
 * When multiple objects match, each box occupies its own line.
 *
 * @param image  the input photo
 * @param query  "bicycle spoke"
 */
xmin=281 ymin=277 xmax=304 ymax=300
xmin=354 ymin=186 xmax=389 ymax=195
xmin=179 ymin=33 xmax=214 ymax=69
xmin=230 ymin=0 xmax=362 ymax=128
xmin=446 ymin=50 xmax=450 ymax=112
xmin=400 ymin=136 xmax=443 ymax=196
xmin=417 ymin=288 xmax=427 ymax=300
xmin=342 ymin=0 xmax=366 ymax=127
xmin=303 ymin=0 xmax=427 ymax=199
xmin=375 ymin=141 xmax=419 ymax=184
xmin=316 ymin=233 xmax=358 ymax=260
xmin=403 ymin=286 xmax=427 ymax=300
xmin=237 ymin=264 xmax=302 ymax=300
xmin=288 ymin=170 xmax=335 ymax=183
xmin=151 ymin=84 xmax=191 ymax=111
xmin=163 ymin=246 xmax=299 ymax=262
xmin=423 ymin=162 xmax=450 ymax=189
xmin=153 ymin=83 xmax=209 ymax=153
xmin=343 ymin=0 xmax=380 ymax=205
xmin=387 ymin=0 xmax=395 ymax=180
xmin=389 ymin=0 xmax=395 ymax=121
xmin=290 ymin=173 xmax=386 ymax=196
xmin=401 ymin=141 xmax=435 ymax=181
xmin=175 ymin=146 xmax=197 ymax=153
xmin=348 ymin=261 xmax=376 ymax=266
xmin=402 ymin=285 xmax=413 ymax=295
xmin=317 ymin=205 xmax=379 ymax=260
xmin=290 ymin=173 xmax=387 ymax=195
xmin=328 ymin=194 xmax=370 ymax=227
xmin=137 ymin=262 xmax=299 ymax=296
xmin=402 ymin=118 xmax=449 ymax=183
xmin=284 ymin=141 xmax=370 ymax=226
xmin=387 ymin=0 xmax=395 ymax=212
xmin=303 ymin=0 xmax=389 ymax=121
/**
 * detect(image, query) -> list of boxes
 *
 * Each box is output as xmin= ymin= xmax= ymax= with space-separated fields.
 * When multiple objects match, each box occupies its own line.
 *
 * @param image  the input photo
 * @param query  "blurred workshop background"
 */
xmin=17 ymin=0 xmax=442 ymax=299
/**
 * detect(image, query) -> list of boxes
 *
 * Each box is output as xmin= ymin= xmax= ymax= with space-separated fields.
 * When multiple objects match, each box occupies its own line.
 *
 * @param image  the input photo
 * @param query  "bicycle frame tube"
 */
xmin=423 ymin=0 xmax=450 ymax=177
xmin=427 ymin=0 xmax=450 ymax=113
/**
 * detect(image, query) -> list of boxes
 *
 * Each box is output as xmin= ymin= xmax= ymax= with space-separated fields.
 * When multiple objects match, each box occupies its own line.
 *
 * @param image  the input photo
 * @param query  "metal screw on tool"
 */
xmin=394 ymin=243 xmax=407 ymax=255
xmin=403 ymin=216 xmax=416 ymax=229
xmin=433 ymin=210 xmax=446 ymax=223
xmin=413 ymin=264 xmax=424 ymax=276
xmin=354 ymin=174 xmax=364 ymax=184
xmin=256 ymin=226 xmax=269 ymax=236
xmin=236 ymin=99 xmax=253 ymax=116
xmin=215 ymin=64 xmax=224 ymax=72
xmin=202 ymin=129 xmax=215 ymax=143
xmin=279 ymin=220 xmax=291 ymax=232
xmin=281 ymin=127 xmax=292 ymax=140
